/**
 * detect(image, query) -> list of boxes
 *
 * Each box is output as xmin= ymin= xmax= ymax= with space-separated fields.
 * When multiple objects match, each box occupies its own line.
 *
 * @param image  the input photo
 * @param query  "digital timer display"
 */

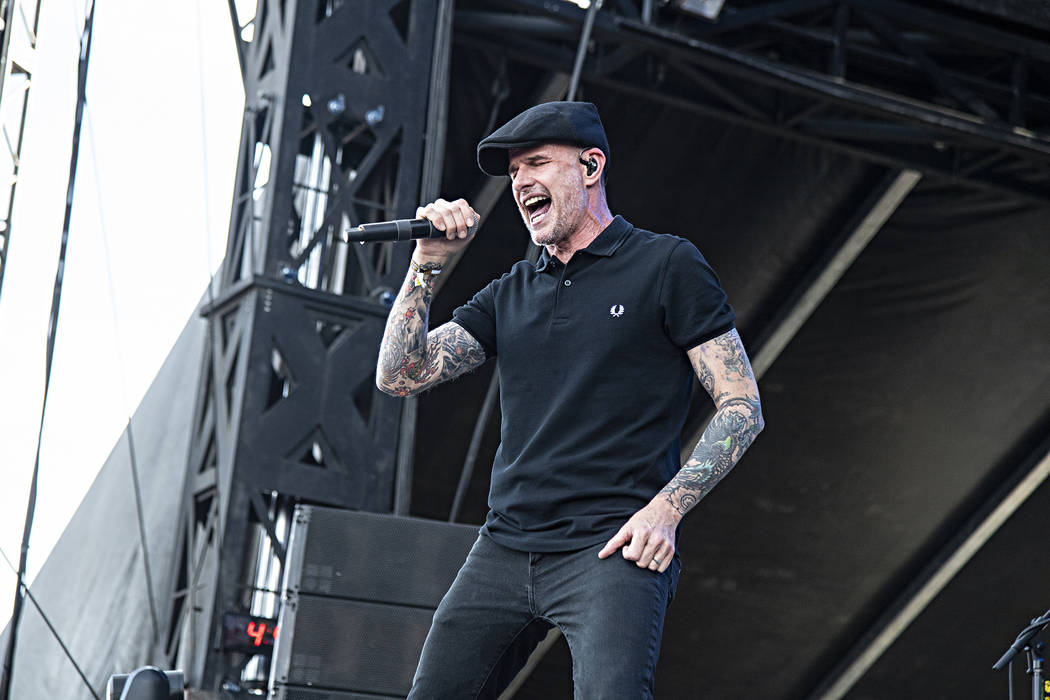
xmin=222 ymin=612 xmax=279 ymax=655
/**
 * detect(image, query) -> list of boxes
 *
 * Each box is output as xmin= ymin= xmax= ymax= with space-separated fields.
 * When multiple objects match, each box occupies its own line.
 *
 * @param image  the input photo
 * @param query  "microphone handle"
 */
xmin=343 ymin=218 xmax=479 ymax=243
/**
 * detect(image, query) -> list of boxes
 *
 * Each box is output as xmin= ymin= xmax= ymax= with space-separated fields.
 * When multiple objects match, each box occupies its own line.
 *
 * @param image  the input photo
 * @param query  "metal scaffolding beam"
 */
xmin=163 ymin=0 xmax=447 ymax=690
xmin=454 ymin=0 xmax=1050 ymax=203
xmin=0 ymin=0 xmax=42 ymax=304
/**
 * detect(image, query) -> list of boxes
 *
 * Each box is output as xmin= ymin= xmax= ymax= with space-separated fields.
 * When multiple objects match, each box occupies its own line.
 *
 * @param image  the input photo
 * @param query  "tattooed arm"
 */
xmin=599 ymin=328 xmax=763 ymax=571
xmin=660 ymin=328 xmax=764 ymax=515
xmin=376 ymin=197 xmax=486 ymax=397
xmin=375 ymin=263 xmax=487 ymax=397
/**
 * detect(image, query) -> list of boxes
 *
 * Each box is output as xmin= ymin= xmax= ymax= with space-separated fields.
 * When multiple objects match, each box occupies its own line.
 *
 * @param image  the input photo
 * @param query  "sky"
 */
xmin=0 ymin=0 xmax=243 ymax=625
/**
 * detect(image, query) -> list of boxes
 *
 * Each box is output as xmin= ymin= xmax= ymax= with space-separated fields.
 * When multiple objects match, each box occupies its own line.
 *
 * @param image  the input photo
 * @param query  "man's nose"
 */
xmin=512 ymin=168 xmax=534 ymax=190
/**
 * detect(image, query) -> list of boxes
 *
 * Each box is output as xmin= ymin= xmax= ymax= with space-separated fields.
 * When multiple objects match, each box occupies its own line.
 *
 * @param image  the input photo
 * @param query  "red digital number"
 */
xmin=246 ymin=621 xmax=266 ymax=647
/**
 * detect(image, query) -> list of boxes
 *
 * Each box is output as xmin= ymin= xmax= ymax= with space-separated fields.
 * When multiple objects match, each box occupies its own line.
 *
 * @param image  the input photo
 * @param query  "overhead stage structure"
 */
xmin=455 ymin=0 xmax=1050 ymax=204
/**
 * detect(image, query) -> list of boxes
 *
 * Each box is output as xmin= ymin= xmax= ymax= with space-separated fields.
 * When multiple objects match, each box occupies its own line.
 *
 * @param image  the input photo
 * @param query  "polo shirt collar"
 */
xmin=535 ymin=215 xmax=632 ymax=272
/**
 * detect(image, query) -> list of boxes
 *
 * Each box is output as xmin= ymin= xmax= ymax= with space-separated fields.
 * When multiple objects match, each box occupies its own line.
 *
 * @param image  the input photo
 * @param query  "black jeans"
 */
xmin=409 ymin=533 xmax=680 ymax=699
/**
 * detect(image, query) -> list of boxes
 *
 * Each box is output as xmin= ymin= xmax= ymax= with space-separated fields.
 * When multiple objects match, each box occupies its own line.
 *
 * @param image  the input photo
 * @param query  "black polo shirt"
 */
xmin=452 ymin=215 xmax=735 ymax=552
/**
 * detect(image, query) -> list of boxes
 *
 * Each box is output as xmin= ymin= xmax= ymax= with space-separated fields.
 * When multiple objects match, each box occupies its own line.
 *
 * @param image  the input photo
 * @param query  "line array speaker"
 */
xmin=270 ymin=506 xmax=479 ymax=698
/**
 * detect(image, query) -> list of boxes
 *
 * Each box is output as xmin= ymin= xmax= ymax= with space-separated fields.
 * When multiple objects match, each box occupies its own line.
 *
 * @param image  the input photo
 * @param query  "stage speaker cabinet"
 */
xmin=269 ymin=506 xmax=480 ymax=699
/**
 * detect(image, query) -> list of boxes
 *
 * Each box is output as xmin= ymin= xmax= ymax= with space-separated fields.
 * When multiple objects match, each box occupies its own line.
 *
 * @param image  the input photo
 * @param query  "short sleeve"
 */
xmin=660 ymin=239 xmax=736 ymax=350
xmin=451 ymin=278 xmax=499 ymax=358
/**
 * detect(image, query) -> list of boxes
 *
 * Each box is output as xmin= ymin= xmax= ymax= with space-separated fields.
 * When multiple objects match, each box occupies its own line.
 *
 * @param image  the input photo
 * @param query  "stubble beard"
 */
xmin=525 ymin=189 xmax=585 ymax=248
xmin=528 ymin=213 xmax=571 ymax=247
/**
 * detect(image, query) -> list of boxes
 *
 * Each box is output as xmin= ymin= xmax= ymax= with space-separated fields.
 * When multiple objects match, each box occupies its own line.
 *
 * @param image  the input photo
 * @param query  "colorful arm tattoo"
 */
xmin=660 ymin=329 xmax=764 ymax=515
xmin=376 ymin=262 xmax=486 ymax=397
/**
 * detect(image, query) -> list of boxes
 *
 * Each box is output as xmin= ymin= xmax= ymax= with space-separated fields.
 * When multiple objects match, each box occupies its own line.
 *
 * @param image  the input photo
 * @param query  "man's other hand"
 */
xmin=597 ymin=499 xmax=680 ymax=574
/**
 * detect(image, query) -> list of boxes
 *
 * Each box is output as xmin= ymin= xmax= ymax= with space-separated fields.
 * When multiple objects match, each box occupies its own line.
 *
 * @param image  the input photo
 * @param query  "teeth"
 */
xmin=523 ymin=195 xmax=549 ymax=207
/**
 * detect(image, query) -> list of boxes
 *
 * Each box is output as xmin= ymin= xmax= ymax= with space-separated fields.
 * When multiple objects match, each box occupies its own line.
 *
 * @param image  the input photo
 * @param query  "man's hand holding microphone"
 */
xmin=412 ymin=198 xmax=481 ymax=266
xmin=341 ymin=197 xmax=480 ymax=268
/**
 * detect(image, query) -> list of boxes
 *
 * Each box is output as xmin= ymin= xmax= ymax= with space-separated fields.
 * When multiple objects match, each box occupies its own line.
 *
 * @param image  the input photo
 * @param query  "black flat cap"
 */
xmin=477 ymin=101 xmax=610 ymax=176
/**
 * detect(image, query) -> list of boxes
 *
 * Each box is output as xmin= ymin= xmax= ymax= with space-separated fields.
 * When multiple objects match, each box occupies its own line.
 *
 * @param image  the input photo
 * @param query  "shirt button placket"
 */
xmin=552 ymin=264 xmax=571 ymax=322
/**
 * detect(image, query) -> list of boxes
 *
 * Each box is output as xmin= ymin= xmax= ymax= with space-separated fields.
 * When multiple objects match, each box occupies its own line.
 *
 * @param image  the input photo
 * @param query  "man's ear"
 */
xmin=579 ymin=148 xmax=606 ymax=183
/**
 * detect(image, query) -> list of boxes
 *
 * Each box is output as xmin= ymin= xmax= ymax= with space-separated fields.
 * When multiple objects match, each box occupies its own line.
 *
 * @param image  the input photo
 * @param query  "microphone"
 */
xmin=341 ymin=217 xmax=479 ymax=243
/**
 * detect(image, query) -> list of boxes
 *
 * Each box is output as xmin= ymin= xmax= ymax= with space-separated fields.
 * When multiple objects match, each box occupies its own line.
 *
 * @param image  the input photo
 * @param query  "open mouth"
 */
xmin=522 ymin=194 xmax=552 ymax=225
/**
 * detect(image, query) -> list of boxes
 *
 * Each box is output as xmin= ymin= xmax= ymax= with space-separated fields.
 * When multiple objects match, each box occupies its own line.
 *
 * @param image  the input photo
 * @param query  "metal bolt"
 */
xmin=327 ymin=93 xmax=346 ymax=116
xmin=365 ymin=104 xmax=385 ymax=126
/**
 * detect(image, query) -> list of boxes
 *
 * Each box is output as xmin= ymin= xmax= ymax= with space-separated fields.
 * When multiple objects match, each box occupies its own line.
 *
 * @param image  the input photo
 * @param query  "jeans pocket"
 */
xmin=665 ymin=556 xmax=682 ymax=607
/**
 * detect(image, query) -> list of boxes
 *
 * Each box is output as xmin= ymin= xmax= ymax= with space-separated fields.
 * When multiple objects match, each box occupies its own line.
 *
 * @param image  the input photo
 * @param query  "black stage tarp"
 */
xmin=413 ymin=72 xmax=1050 ymax=698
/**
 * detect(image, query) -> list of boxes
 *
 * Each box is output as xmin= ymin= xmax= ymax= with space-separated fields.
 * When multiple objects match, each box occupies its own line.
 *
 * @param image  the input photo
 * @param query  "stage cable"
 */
xmin=567 ymin=0 xmax=603 ymax=102
xmin=194 ymin=0 xmax=218 ymax=309
xmin=0 ymin=3 xmax=95 ymax=699
xmin=83 ymin=104 xmax=162 ymax=649
xmin=0 ymin=546 xmax=101 ymax=700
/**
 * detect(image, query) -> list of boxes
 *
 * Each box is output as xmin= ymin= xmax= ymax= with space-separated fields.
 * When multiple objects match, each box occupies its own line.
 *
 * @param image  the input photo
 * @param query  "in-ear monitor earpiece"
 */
xmin=579 ymin=154 xmax=598 ymax=176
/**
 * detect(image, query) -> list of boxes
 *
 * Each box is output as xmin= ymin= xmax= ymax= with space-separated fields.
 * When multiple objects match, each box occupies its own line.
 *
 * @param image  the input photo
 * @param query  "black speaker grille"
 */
xmin=298 ymin=508 xmax=478 ymax=606
xmin=285 ymin=595 xmax=434 ymax=695
xmin=277 ymin=509 xmax=482 ymax=697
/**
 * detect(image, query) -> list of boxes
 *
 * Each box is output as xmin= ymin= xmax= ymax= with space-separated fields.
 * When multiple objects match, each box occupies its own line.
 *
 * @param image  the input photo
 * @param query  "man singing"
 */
xmin=376 ymin=101 xmax=763 ymax=698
